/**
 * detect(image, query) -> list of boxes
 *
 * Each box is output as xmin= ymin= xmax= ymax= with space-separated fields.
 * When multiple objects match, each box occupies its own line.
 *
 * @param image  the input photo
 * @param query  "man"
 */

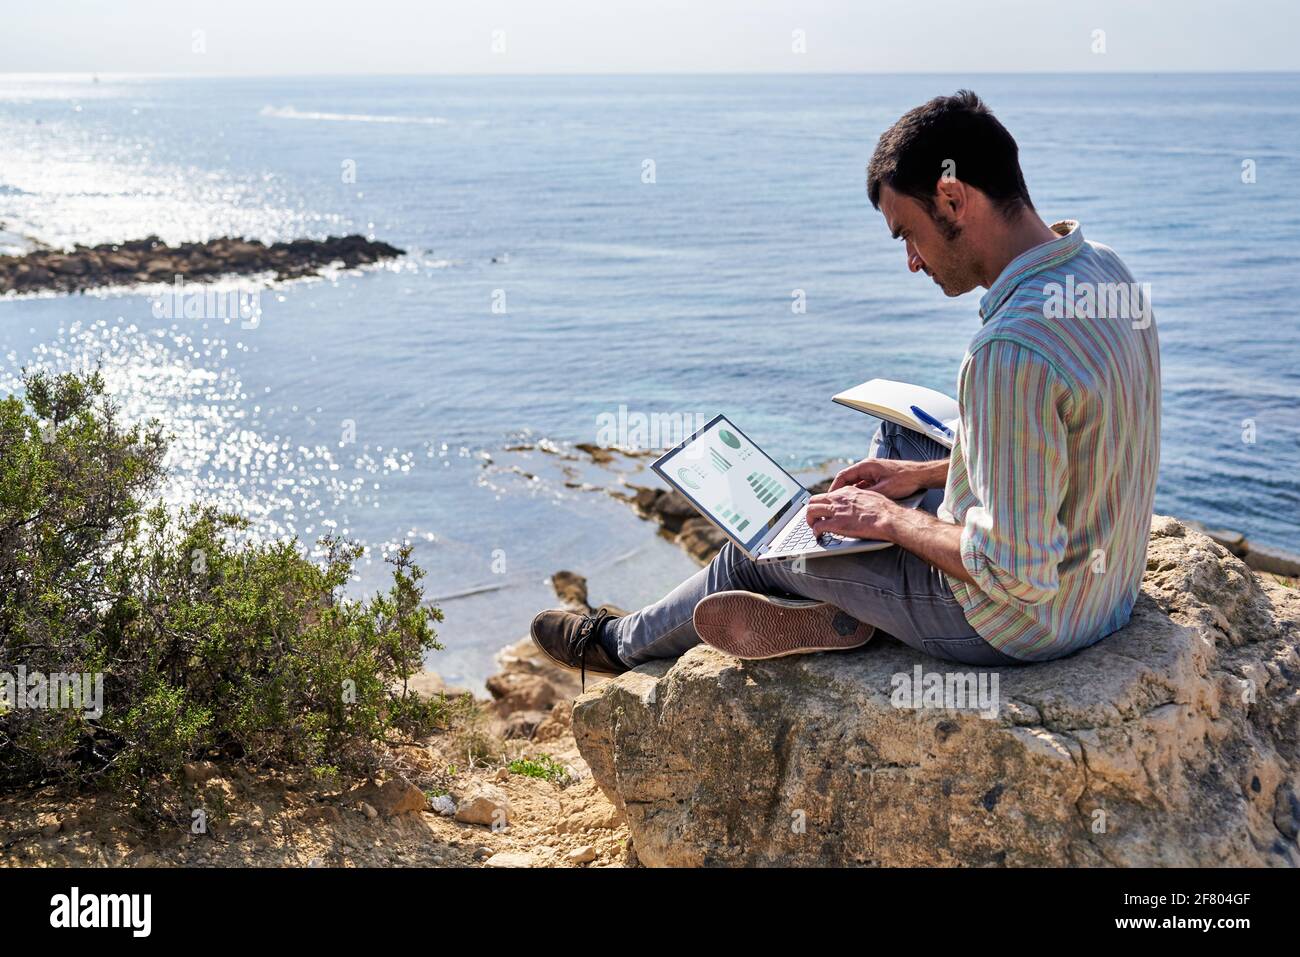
xmin=531 ymin=90 xmax=1161 ymax=686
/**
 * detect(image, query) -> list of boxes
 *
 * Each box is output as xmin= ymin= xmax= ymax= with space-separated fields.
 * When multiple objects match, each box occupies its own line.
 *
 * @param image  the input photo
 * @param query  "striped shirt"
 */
xmin=936 ymin=220 xmax=1161 ymax=661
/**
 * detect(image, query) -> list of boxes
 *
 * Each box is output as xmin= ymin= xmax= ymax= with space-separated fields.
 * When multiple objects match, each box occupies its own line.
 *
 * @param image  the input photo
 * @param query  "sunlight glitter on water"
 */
xmin=0 ymin=102 xmax=343 ymax=252
xmin=0 ymin=316 xmax=416 ymax=563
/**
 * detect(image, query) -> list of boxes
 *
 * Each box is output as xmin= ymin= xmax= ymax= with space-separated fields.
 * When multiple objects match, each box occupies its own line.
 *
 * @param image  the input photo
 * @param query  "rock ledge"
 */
xmin=572 ymin=516 xmax=1300 ymax=866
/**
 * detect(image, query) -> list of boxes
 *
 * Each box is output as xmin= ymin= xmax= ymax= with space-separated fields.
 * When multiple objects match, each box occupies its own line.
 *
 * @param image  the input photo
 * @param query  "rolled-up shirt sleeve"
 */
xmin=956 ymin=338 xmax=1071 ymax=608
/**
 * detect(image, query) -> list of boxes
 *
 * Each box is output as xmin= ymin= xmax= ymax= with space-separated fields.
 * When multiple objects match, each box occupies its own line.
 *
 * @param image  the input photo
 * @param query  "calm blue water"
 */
xmin=2 ymin=73 xmax=1298 ymax=683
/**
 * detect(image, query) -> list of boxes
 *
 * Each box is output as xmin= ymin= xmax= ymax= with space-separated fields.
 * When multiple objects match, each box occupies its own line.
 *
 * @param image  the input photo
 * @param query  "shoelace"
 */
xmin=570 ymin=608 xmax=614 ymax=692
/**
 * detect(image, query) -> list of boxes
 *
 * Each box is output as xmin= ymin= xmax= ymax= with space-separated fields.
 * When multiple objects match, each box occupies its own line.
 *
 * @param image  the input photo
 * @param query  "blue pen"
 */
xmin=910 ymin=404 xmax=955 ymax=439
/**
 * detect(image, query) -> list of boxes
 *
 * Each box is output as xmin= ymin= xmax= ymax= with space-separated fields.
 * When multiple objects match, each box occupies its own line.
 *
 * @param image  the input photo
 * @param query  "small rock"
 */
xmin=472 ymin=845 xmax=493 ymax=861
xmin=429 ymin=795 xmax=457 ymax=816
xmin=567 ymin=845 xmax=597 ymax=864
xmin=533 ymin=701 xmax=574 ymax=742
xmin=484 ymin=851 xmax=536 ymax=868
xmin=485 ymin=672 xmax=558 ymax=713
xmin=370 ymin=776 xmax=428 ymax=817
xmin=550 ymin=570 xmax=590 ymax=608
xmin=454 ymin=783 xmax=511 ymax=827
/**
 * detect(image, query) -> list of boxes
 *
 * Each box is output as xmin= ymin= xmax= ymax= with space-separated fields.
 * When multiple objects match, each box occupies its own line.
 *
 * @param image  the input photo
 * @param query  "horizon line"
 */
xmin=3 ymin=69 xmax=1299 ymax=80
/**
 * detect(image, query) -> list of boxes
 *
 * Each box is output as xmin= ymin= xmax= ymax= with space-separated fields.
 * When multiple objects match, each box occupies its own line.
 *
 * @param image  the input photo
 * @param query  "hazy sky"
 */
xmin=4 ymin=0 xmax=1297 ymax=75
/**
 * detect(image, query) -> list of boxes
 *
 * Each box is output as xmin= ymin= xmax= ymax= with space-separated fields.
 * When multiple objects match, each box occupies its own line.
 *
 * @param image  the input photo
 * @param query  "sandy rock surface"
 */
xmin=574 ymin=516 xmax=1300 ymax=866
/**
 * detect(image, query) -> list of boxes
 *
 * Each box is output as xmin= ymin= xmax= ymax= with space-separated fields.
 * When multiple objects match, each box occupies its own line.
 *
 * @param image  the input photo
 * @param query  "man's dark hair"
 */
xmin=866 ymin=90 xmax=1033 ymax=220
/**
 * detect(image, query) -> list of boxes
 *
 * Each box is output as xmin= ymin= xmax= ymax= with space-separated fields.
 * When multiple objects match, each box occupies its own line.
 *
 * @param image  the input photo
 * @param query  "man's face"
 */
xmin=878 ymin=185 xmax=981 ymax=297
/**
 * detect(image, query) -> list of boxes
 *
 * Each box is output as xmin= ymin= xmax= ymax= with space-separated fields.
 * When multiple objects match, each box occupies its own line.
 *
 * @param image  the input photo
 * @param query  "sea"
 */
xmin=2 ymin=72 xmax=1297 ymax=684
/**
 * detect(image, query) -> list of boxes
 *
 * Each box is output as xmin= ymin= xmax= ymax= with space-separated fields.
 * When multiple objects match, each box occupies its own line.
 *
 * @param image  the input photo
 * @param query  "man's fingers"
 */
xmin=808 ymin=515 xmax=841 ymax=536
xmin=805 ymin=501 xmax=840 ymax=525
xmin=830 ymin=461 xmax=877 ymax=492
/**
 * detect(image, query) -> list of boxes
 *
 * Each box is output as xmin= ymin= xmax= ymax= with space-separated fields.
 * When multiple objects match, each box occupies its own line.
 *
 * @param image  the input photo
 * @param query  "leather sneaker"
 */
xmin=529 ymin=607 xmax=627 ymax=690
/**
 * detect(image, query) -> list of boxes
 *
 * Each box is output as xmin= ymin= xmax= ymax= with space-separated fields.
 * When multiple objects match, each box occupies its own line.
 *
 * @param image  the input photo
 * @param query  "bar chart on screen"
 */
xmin=746 ymin=471 xmax=786 ymax=508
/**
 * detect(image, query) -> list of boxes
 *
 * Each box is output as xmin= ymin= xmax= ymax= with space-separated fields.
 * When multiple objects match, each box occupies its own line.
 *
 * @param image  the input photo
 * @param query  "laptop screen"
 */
xmin=652 ymin=414 xmax=804 ymax=553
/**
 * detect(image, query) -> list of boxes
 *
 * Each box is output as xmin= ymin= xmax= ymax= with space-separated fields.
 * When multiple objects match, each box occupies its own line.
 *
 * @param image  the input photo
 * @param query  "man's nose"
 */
xmin=907 ymin=244 xmax=925 ymax=274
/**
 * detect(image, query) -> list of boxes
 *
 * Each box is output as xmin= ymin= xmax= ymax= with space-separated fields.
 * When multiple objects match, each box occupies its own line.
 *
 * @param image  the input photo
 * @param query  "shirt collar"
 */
xmin=978 ymin=219 xmax=1084 ymax=322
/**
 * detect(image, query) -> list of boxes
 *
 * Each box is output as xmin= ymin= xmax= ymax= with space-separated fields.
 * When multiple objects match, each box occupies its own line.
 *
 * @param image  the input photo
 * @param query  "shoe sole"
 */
xmin=528 ymin=610 xmax=626 ymax=677
xmin=692 ymin=591 xmax=874 ymax=659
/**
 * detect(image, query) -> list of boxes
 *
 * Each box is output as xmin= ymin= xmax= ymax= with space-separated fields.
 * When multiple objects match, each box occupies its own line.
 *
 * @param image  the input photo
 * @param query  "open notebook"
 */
xmin=832 ymin=378 xmax=960 ymax=450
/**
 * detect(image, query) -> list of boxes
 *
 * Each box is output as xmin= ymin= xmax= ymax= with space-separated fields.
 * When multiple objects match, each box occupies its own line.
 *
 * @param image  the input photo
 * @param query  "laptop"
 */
xmin=651 ymin=413 xmax=920 ymax=564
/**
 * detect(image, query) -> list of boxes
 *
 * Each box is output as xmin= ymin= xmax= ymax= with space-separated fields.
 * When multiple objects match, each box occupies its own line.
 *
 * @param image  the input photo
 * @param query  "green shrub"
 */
xmin=508 ymin=753 xmax=569 ymax=783
xmin=0 ymin=370 xmax=444 ymax=800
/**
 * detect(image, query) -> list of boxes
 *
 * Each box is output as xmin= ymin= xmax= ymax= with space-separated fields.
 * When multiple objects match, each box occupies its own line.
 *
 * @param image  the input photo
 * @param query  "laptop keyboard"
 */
xmin=773 ymin=518 xmax=845 ymax=553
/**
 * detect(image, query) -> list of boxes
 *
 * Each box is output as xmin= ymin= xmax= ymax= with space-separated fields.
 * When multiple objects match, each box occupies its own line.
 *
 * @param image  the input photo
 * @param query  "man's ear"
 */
xmin=933 ymin=177 xmax=968 ymax=222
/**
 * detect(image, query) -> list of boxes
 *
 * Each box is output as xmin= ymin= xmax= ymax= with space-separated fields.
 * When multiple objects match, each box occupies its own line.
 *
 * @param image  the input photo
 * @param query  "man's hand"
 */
xmin=806 ymin=486 xmax=903 ymax=541
xmin=829 ymin=458 xmax=941 ymax=499
xmin=809 ymin=480 xmax=977 ymax=587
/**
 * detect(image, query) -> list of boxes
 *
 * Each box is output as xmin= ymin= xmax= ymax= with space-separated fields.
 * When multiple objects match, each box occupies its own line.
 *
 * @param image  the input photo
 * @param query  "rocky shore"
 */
xmin=0 ymin=234 xmax=404 ymax=295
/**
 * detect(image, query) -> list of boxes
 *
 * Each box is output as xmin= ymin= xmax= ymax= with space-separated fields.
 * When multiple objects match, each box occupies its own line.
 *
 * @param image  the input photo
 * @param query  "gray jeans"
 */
xmin=607 ymin=421 xmax=1021 ymax=668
